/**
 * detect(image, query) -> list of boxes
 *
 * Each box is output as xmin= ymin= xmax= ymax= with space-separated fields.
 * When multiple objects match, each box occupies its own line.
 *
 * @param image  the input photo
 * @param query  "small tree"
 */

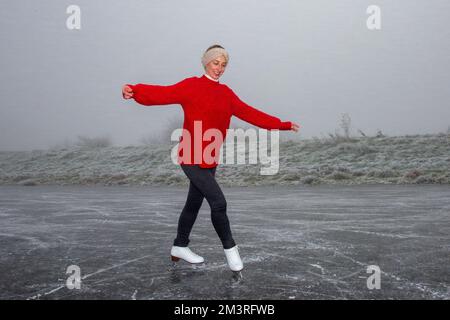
xmin=340 ymin=113 xmax=351 ymax=139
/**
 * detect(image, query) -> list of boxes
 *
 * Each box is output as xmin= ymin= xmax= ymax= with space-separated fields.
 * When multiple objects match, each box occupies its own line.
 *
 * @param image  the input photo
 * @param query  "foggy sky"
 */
xmin=1 ymin=0 xmax=449 ymax=151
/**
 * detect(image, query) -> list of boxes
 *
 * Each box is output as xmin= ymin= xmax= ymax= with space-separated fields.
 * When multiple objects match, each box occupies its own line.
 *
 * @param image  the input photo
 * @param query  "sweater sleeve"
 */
xmin=128 ymin=78 xmax=189 ymax=106
xmin=229 ymin=88 xmax=292 ymax=130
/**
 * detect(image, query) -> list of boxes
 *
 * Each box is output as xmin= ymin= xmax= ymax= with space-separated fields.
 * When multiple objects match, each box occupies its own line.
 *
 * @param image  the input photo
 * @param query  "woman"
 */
xmin=122 ymin=45 xmax=299 ymax=273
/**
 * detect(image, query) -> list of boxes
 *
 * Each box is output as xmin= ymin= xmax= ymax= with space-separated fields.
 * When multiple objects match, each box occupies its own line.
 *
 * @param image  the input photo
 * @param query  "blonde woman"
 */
xmin=122 ymin=45 xmax=299 ymax=273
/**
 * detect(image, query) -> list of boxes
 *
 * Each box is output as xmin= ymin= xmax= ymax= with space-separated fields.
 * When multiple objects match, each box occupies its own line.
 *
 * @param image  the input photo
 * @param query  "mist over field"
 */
xmin=1 ymin=133 xmax=448 ymax=187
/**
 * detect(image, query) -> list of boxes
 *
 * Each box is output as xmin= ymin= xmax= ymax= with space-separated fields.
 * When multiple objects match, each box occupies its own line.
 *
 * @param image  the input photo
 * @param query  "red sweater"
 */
xmin=127 ymin=75 xmax=292 ymax=168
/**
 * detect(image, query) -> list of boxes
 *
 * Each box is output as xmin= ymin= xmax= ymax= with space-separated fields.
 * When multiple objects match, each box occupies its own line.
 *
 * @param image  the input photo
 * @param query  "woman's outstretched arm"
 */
xmin=229 ymin=88 xmax=299 ymax=132
xmin=122 ymin=78 xmax=189 ymax=106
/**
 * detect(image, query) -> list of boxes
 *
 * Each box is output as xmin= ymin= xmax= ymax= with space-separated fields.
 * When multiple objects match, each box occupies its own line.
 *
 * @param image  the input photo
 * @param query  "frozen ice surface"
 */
xmin=0 ymin=184 xmax=449 ymax=300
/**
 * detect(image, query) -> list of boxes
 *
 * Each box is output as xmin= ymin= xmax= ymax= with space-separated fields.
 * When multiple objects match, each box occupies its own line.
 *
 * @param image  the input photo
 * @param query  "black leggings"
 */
xmin=173 ymin=164 xmax=236 ymax=249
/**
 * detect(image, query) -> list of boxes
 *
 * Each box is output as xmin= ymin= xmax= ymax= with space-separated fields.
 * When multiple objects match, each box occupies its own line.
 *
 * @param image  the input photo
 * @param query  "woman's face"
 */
xmin=205 ymin=55 xmax=227 ymax=80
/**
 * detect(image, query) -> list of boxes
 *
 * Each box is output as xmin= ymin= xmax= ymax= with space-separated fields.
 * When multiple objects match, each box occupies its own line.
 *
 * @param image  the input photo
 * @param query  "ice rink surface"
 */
xmin=0 ymin=184 xmax=448 ymax=300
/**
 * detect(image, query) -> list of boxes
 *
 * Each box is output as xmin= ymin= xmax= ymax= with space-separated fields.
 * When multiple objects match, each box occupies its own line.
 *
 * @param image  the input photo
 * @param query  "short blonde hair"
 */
xmin=201 ymin=44 xmax=229 ymax=68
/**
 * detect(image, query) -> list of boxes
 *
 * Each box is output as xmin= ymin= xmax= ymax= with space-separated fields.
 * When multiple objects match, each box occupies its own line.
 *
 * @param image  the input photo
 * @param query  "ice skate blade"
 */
xmin=232 ymin=270 xmax=243 ymax=278
xmin=171 ymin=255 xmax=205 ymax=265
xmin=231 ymin=271 xmax=244 ymax=284
xmin=191 ymin=262 xmax=206 ymax=269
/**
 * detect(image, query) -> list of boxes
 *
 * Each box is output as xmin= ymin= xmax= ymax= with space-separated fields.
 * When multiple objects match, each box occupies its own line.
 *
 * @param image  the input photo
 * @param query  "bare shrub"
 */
xmin=376 ymin=129 xmax=385 ymax=138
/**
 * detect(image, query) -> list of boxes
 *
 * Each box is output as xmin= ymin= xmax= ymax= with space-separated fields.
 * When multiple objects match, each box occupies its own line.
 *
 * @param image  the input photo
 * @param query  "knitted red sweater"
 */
xmin=127 ymin=75 xmax=292 ymax=168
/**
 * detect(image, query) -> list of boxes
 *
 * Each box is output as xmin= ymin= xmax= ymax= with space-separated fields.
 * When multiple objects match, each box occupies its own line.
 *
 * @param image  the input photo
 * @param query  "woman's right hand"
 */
xmin=122 ymin=85 xmax=134 ymax=99
xmin=290 ymin=122 xmax=300 ymax=132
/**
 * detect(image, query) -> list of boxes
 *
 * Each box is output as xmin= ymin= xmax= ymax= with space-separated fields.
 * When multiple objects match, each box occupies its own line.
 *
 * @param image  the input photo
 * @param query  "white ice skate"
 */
xmin=170 ymin=246 xmax=204 ymax=264
xmin=224 ymin=245 xmax=244 ymax=272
